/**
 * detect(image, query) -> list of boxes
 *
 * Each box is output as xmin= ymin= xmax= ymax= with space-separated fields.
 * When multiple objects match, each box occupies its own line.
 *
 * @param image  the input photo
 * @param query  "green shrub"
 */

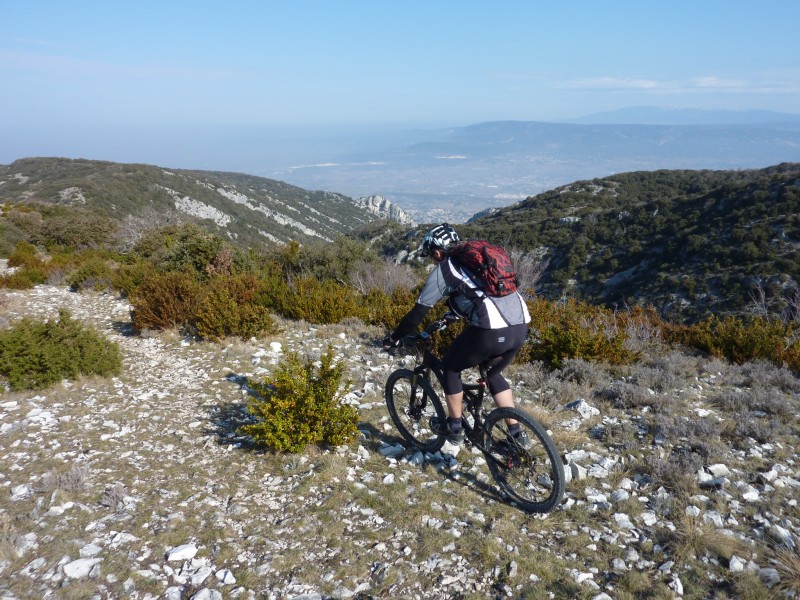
xmin=238 ymin=346 xmax=358 ymax=453
xmin=522 ymin=298 xmax=636 ymax=368
xmin=0 ymin=243 xmax=50 ymax=287
xmin=277 ymin=276 xmax=367 ymax=324
xmin=39 ymin=212 xmax=117 ymax=250
xmin=129 ymin=271 xmax=202 ymax=332
xmin=362 ymin=287 xmax=420 ymax=329
xmin=193 ymin=275 xmax=277 ymax=340
xmin=132 ymin=223 xmax=241 ymax=281
xmin=277 ymin=236 xmax=375 ymax=283
xmin=66 ymin=256 xmax=116 ymax=291
xmin=7 ymin=241 xmax=42 ymax=269
xmin=0 ymin=270 xmax=38 ymax=289
xmin=673 ymin=315 xmax=800 ymax=371
xmin=111 ymin=260 xmax=158 ymax=297
xmin=0 ymin=309 xmax=121 ymax=391
xmin=0 ymin=220 xmax=28 ymax=257
xmin=5 ymin=206 xmax=44 ymax=240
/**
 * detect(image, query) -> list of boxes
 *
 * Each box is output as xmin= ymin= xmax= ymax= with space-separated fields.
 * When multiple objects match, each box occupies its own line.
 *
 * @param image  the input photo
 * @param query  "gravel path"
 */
xmin=1 ymin=281 xmax=799 ymax=599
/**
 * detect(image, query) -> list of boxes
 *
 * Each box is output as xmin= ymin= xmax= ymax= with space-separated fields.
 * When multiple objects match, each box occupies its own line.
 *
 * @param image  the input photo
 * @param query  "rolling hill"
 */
xmin=0 ymin=157 xmax=410 ymax=247
xmin=378 ymin=163 xmax=800 ymax=322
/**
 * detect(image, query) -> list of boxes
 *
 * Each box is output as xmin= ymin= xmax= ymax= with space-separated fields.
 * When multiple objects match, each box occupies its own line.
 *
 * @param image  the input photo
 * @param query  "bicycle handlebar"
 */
xmin=402 ymin=311 xmax=460 ymax=345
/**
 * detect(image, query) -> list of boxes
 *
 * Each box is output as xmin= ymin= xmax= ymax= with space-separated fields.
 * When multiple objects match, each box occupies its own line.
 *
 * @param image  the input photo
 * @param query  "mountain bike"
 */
xmin=384 ymin=313 xmax=565 ymax=513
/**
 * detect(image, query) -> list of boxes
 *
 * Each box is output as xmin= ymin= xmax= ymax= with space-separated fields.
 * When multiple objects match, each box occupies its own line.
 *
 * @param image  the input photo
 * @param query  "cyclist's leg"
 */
xmin=440 ymin=326 xmax=491 ymax=420
xmin=485 ymin=323 xmax=529 ymax=426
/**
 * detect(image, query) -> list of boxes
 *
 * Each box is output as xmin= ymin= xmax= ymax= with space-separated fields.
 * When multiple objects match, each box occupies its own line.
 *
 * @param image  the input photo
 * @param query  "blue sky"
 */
xmin=2 ymin=1 xmax=799 ymax=166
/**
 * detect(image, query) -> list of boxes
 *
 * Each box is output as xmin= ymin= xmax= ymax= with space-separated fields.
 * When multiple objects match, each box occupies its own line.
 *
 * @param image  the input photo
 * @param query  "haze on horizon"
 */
xmin=2 ymin=1 xmax=799 ymax=175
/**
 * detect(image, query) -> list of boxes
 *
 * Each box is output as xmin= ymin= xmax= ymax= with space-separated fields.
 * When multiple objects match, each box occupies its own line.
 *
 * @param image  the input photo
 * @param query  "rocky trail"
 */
xmin=1 ymin=279 xmax=799 ymax=599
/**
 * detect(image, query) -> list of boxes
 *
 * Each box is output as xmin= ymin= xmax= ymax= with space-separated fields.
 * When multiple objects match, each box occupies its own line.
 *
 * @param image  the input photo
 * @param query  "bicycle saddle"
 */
xmin=480 ymin=355 xmax=504 ymax=370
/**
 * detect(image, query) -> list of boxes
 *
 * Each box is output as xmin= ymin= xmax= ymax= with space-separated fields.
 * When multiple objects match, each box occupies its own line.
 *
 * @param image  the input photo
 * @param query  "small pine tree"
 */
xmin=239 ymin=346 xmax=358 ymax=453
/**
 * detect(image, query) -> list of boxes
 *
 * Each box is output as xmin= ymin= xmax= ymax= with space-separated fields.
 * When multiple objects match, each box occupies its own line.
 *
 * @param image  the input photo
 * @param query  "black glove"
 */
xmin=382 ymin=334 xmax=400 ymax=350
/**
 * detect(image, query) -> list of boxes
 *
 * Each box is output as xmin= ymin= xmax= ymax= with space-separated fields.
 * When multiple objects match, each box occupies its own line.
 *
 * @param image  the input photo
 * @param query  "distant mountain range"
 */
xmin=565 ymin=106 xmax=800 ymax=125
xmin=273 ymin=111 xmax=800 ymax=223
xmin=0 ymin=158 xmax=412 ymax=247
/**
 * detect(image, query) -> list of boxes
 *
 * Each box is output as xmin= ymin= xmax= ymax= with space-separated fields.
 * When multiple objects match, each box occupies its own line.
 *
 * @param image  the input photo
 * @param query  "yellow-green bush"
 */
xmin=111 ymin=260 xmax=158 ymax=297
xmin=238 ymin=346 xmax=358 ymax=452
xmin=362 ymin=287 xmax=420 ymax=329
xmin=276 ymin=276 xmax=367 ymax=324
xmin=131 ymin=223 xmax=240 ymax=281
xmin=0 ymin=270 xmax=39 ymax=289
xmin=673 ymin=315 xmax=800 ymax=371
xmin=522 ymin=298 xmax=636 ymax=368
xmin=41 ymin=213 xmax=117 ymax=251
xmin=66 ymin=256 xmax=116 ymax=291
xmin=193 ymin=274 xmax=277 ymax=340
xmin=0 ymin=309 xmax=122 ymax=391
xmin=7 ymin=242 xmax=42 ymax=269
xmin=129 ymin=271 xmax=202 ymax=332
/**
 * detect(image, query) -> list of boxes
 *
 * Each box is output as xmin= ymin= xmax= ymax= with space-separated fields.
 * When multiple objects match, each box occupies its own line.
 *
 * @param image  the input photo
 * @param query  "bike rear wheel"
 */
xmin=483 ymin=407 xmax=565 ymax=513
xmin=385 ymin=368 xmax=446 ymax=453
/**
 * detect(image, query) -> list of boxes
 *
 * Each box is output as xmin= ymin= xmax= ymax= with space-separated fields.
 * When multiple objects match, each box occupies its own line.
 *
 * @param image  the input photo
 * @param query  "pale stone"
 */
xmin=166 ymin=543 xmax=198 ymax=561
xmin=63 ymin=557 xmax=102 ymax=579
xmin=708 ymin=464 xmax=730 ymax=477
xmin=729 ymin=556 xmax=745 ymax=573
xmin=570 ymin=463 xmax=588 ymax=480
xmin=703 ymin=511 xmax=725 ymax=528
xmin=611 ymin=489 xmax=630 ymax=502
xmin=760 ymin=568 xmax=781 ymax=586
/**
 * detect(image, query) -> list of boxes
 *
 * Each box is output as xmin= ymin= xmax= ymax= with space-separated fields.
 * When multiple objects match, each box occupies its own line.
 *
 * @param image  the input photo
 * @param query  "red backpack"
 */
xmin=449 ymin=240 xmax=518 ymax=297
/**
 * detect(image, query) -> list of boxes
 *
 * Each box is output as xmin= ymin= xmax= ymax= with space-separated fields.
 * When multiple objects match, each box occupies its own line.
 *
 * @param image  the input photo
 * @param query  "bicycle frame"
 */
xmin=407 ymin=327 xmax=496 ymax=448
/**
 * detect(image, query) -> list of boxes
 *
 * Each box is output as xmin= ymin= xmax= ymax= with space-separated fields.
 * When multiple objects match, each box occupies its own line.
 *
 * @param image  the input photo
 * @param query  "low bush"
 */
xmin=0 ymin=309 xmax=121 ymax=391
xmin=238 ymin=346 xmax=358 ymax=452
xmin=7 ymin=241 xmax=43 ymax=269
xmin=0 ymin=270 xmax=40 ymax=290
xmin=0 ymin=220 xmax=27 ymax=257
xmin=111 ymin=260 xmax=158 ymax=297
xmin=66 ymin=256 xmax=116 ymax=291
xmin=596 ymin=381 xmax=656 ymax=410
xmin=276 ymin=276 xmax=367 ymax=324
xmin=131 ymin=223 xmax=242 ymax=281
xmin=673 ymin=314 xmax=800 ymax=371
xmin=39 ymin=212 xmax=117 ymax=250
xmin=350 ymin=259 xmax=419 ymax=295
xmin=523 ymin=298 xmax=636 ymax=368
xmin=129 ymin=271 xmax=202 ymax=332
xmin=193 ymin=275 xmax=277 ymax=340
xmin=363 ymin=287 xmax=420 ymax=329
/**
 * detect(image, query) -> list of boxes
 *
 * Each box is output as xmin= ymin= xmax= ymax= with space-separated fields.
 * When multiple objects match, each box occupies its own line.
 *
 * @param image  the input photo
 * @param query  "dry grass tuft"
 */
xmin=665 ymin=513 xmax=750 ymax=566
xmin=770 ymin=548 xmax=800 ymax=595
xmin=35 ymin=463 xmax=92 ymax=493
xmin=99 ymin=482 xmax=128 ymax=511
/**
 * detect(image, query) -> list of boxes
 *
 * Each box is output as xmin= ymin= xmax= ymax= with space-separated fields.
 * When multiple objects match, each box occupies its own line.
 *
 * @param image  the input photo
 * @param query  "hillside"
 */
xmin=379 ymin=163 xmax=800 ymax=323
xmin=4 ymin=158 xmax=800 ymax=324
xmin=0 ymin=157 xmax=412 ymax=247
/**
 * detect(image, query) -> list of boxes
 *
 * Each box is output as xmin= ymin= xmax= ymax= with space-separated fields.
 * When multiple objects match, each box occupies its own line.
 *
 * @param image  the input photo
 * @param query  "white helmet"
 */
xmin=421 ymin=223 xmax=460 ymax=256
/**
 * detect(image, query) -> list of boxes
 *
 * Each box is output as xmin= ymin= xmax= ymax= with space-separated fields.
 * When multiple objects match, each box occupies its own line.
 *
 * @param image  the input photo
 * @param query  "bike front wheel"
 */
xmin=483 ymin=407 xmax=565 ymax=513
xmin=385 ymin=368 xmax=446 ymax=453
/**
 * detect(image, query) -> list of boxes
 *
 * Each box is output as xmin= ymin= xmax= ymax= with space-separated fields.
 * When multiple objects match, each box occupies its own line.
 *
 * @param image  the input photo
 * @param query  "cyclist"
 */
xmin=383 ymin=223 xmax=532 ymax=447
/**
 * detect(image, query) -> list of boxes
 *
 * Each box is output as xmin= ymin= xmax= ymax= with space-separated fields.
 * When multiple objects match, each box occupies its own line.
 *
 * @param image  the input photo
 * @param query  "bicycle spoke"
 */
xmin=484 ymin=408 xmax=565 ymax=513
xmin=385 ymin=369 xmax=446 ymax=453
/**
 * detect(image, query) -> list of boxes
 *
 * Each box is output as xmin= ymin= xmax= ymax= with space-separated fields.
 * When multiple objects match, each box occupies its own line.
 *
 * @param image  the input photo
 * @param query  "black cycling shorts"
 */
xmin=440 ymin=323 xmax=528 ymax=396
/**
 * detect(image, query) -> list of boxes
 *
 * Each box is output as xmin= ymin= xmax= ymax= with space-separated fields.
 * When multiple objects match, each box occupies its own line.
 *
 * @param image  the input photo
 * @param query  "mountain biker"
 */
xmin=383 ymin=223 xmax=532 ymax=447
